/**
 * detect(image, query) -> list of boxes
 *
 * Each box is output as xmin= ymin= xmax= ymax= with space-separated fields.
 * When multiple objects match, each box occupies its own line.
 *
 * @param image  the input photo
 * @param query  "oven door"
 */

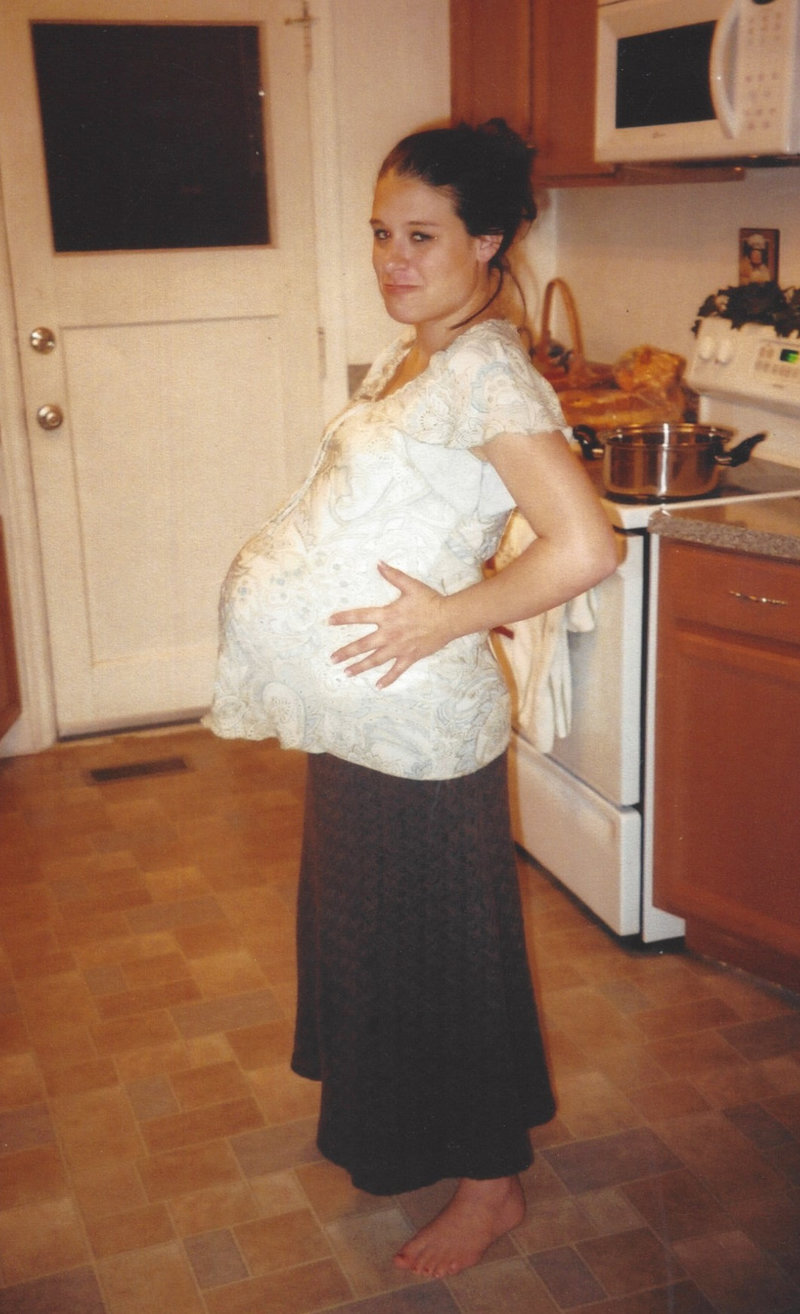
xmin=498 ymin=530 xmax=644 ymax=808
xmin=496 ymin=532 xmax=646 ymax=937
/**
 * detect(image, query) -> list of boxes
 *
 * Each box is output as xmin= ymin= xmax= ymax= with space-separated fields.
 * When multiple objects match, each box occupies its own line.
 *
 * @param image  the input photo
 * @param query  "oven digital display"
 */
xmin=779 ymin=347 xmax=800 ymax=365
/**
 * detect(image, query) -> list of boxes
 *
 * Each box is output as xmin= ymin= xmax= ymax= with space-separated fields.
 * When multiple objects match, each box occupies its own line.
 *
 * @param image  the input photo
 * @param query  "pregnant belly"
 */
xmin=209 ymin=523 xmax=508 ymax=772
xmin=220 ymin=531 xmax=400 ymax=670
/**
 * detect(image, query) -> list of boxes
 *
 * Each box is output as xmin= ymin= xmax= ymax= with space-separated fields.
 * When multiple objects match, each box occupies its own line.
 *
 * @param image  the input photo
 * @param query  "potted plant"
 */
xmin=692 ymin=281 xmax=800 ymax=337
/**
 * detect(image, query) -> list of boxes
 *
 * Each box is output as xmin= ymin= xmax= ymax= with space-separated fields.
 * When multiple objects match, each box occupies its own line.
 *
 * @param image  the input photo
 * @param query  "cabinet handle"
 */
xmin=728 ymin=589 xmax=788 ymax=607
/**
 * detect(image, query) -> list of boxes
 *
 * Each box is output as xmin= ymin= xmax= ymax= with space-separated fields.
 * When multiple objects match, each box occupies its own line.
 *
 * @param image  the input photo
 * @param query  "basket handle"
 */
xmin=538 ymin=278 xmax=585 ymax=360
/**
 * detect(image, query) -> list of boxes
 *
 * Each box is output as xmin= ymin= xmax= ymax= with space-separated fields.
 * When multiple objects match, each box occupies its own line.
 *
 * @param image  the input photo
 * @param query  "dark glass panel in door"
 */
xmin=32 ymin=23 xmax=269 ymax=252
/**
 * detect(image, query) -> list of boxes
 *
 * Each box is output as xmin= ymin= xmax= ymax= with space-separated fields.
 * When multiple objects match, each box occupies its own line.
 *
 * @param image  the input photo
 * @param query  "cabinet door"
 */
xmin=450 ymin=0 xmax=533 ymax=140
xmin=653 ymin=541 xmax=800 ymax=966
xmin=530 ymin=0 xmax=615 ymax=184
xmin=449 ymin=0 xmax=615 ymax=184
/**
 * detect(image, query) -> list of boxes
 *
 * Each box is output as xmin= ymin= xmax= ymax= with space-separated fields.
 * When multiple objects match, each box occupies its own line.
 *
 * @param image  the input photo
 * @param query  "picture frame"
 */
xmin=739 ymin=227 xmax=780 ymax=286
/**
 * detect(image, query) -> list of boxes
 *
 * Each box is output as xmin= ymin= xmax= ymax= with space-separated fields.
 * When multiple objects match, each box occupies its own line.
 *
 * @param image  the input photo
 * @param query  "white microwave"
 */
xmin=595 ymin=0 xmax=800 ymax=163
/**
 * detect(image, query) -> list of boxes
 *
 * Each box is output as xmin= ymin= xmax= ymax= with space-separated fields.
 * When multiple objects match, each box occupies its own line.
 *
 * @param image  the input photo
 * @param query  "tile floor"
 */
xmin=1 ymin=724 xmax=800 ymax=1314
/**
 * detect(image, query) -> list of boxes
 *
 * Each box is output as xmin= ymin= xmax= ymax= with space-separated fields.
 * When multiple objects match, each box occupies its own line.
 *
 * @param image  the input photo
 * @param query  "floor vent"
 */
xmin=87 ymin=756 xmax=190 ymax=784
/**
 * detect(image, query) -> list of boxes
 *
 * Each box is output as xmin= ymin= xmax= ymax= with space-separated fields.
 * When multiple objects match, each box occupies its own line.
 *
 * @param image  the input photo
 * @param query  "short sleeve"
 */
xmin=402 ymin=320 xmax=569 ymax=451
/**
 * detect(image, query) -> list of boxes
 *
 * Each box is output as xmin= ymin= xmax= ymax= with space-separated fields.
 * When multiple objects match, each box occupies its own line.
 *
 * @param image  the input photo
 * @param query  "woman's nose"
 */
xmin=382 ymin=240 xmax=408 ymax=268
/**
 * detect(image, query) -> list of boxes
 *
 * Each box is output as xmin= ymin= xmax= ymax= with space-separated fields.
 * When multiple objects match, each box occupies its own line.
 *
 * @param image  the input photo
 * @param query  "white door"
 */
xmin=0 ymin=0 xmax=323 ymax=736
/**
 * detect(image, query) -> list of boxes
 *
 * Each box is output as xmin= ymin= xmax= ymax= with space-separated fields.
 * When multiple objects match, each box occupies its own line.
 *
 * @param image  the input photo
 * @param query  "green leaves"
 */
xmin=692 ymin=281 xmax=800 ymax=336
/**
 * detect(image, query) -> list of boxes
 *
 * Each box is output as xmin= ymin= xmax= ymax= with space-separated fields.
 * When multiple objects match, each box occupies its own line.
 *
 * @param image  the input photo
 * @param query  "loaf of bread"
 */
xmin=559 ymin=388 xmax=670 ymax=430
xmin=613 ymin=345 xmax=685 ymax=394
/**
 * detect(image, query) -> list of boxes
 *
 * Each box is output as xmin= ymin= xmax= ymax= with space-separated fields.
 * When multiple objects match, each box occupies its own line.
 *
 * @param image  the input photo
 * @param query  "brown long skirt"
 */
xmin=291 ymin=750 xmax=556 ymax=1196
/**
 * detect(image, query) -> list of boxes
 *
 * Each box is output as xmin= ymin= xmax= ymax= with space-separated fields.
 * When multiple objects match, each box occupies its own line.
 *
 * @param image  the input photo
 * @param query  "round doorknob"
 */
xmin=36 ymin=404 xmax=64 ymax=431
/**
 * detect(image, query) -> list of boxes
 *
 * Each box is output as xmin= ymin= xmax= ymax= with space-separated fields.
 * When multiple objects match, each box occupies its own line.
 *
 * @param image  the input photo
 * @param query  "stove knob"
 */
xmin=716 ymin=337 xmax=735 ymax=364
xmin=697 ymin=333 xmax=716 ymax=361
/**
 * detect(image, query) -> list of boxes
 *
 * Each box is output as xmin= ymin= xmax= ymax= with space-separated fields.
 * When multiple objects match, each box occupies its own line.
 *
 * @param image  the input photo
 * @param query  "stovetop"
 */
xmin=579 ymin=326 xmax=800 ymax=531
xmin=583 ymin=455 xmax=800 ymax=532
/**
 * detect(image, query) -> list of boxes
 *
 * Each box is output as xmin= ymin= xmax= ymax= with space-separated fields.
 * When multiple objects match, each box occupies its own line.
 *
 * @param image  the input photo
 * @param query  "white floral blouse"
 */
xmin=204 ymin=318 xmax=568 ymax=780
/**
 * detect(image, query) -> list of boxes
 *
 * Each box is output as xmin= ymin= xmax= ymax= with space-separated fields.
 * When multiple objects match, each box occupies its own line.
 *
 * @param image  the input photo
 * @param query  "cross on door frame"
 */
xmin=285 ymin=1 xmax=317 ymax=68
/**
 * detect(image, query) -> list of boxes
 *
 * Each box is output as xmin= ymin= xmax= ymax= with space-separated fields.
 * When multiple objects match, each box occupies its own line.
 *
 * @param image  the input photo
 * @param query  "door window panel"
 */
xmin=32 ymin=22 xmax=269 ymax=252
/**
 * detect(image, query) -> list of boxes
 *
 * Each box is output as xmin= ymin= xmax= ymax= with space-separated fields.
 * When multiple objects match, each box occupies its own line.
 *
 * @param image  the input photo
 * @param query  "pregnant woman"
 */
xmin=205 ymin=118 xmax=616 ymax=1278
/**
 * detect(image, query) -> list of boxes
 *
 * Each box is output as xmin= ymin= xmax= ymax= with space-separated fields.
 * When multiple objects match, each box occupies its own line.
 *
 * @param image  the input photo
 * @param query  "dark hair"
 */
xmin=378 ymin=119 xmax=536 ymax=270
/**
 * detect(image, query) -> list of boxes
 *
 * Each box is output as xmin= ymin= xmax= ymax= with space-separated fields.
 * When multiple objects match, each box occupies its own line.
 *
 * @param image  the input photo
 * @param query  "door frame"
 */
xmin=0 ymin=1 xmax=348 ymax=756
xmin=0 ymin=163 xmax=55 ymax=757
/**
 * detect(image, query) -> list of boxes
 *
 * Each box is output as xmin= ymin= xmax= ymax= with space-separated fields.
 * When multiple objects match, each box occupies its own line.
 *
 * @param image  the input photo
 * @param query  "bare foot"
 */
xmin=394 ymin=1175 xmax=525 ymax=1279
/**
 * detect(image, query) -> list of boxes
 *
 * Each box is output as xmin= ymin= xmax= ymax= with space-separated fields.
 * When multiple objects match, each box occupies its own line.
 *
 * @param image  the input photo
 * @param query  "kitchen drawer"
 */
xmin=660 ymin=540 xmax=800 ymax=646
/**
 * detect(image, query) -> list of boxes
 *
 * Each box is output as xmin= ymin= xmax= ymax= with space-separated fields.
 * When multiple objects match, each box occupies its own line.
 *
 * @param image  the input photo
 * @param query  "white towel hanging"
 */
xmin=493 ymin=511 xmax=598 ymax=753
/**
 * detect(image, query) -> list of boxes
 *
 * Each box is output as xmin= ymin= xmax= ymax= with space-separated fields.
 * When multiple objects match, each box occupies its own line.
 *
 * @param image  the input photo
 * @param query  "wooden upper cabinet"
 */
xmin=529 ymin=0 xmax=616 ymax=184
xmin=450 ymin=0 xmax=533 ymax=142
xmin=450 ymin=0 xmax=615 ymax=186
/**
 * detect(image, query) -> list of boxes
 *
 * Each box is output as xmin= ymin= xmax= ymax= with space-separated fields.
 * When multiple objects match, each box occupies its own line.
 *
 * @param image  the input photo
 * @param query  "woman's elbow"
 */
xmin=578 ymin=524 xmax=619 ymax=591
xmin=595 ymin=529 xmax=620 ymax=583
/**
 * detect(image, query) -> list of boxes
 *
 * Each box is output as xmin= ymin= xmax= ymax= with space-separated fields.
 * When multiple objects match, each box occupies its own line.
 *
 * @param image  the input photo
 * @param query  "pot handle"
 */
xmin=714 ymin=431 xmax=767 ymax=468
xmin=573 ymin=424 xmax=604 ymax=460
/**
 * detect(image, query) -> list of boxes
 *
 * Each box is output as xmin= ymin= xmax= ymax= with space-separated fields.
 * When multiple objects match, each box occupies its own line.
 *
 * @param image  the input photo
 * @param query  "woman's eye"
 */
xmin=372 ymin=228 xmax=389 ymax=241
xmin=411 ymin=231 xmax=432 ymax=242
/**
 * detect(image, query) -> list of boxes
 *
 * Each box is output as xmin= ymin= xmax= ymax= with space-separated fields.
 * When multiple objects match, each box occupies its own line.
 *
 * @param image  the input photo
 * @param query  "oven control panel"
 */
xmin=688 ymin=323 xmax=800 ymax=416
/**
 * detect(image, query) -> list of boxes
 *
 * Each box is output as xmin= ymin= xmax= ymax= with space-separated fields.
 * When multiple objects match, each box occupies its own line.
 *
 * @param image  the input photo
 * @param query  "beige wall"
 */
xmin=330 ymin=0 xmax=452 ymax=367
xmin=327 ymin=0 xmax=564 ymax=367
xmin=552 ymin=168 xmax=800 ymax=366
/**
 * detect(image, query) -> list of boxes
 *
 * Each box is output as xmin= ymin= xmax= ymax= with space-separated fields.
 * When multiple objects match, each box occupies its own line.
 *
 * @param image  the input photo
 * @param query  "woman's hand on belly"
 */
xmin=329 ymin=561 xmax=453 ymax=689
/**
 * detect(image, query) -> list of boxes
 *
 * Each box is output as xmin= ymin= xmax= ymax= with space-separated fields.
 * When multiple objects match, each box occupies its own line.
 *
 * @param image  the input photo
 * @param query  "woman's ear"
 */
xmin=475 ymin=233 xmax=503 ymax=265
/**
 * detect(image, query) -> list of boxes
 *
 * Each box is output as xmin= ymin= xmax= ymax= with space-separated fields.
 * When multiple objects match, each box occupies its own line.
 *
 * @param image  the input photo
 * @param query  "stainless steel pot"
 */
xmin=574 ymin=423 xmax=766 ymax=502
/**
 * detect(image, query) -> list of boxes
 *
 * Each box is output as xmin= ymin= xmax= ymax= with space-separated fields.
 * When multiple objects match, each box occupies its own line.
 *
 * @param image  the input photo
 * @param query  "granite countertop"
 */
xmin=650 ymin=496 xmax=800 ymax=563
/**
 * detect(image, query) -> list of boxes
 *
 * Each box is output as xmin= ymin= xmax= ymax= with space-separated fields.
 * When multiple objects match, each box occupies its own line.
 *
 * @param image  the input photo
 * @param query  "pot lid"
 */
xmin=604 ymin=423 xmax=734 ymax=447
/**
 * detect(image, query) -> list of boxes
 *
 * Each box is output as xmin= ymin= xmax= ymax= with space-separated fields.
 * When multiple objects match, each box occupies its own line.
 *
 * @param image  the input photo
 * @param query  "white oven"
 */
xmin=502 ymin=325 xmax=800 ymax=942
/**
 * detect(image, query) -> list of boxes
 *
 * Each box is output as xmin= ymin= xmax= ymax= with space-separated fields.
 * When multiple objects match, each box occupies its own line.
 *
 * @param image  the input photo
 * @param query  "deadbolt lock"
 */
xmin=30 ymin=327 xmax=57 ymax=353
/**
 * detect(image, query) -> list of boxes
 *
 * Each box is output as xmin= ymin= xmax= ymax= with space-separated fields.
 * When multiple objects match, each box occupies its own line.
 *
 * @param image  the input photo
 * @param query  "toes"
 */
xmin=395 ymin=1249 xmax=466 ymax=1280
xmin=394 ymin=1245 xmax=427 ymax=1274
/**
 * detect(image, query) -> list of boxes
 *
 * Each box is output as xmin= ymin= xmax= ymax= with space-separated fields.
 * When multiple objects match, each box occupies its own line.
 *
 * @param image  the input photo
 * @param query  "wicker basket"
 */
xmin=531 ymin=278 xmax=614 ymax=392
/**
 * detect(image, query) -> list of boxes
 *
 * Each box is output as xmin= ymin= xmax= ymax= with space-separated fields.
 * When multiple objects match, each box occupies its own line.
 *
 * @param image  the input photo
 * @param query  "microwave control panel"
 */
xmin=739 ymin=0 xmax=796 ymax=140
xmin=688 ymin=322 xmax=800 ymax=415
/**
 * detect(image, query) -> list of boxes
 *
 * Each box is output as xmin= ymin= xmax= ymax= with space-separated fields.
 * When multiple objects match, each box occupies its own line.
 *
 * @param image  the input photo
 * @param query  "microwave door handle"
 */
xmin=710 ymin=0 xmax=740 ymax=138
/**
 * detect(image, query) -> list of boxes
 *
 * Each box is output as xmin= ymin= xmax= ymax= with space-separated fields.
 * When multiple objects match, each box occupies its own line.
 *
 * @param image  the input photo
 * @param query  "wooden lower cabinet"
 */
xmin=653 ymin=538 xmax=800 ymax=992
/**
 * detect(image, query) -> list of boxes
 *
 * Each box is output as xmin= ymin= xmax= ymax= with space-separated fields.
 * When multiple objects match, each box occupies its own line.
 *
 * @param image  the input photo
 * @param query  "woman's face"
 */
xmin=370 ymin=170 xmax=499 ymax=339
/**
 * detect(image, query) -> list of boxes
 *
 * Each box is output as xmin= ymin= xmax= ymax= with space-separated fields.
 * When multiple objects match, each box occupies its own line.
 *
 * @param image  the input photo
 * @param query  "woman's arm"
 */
xmin=329 ymin=430 xmax=618 ymax=689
